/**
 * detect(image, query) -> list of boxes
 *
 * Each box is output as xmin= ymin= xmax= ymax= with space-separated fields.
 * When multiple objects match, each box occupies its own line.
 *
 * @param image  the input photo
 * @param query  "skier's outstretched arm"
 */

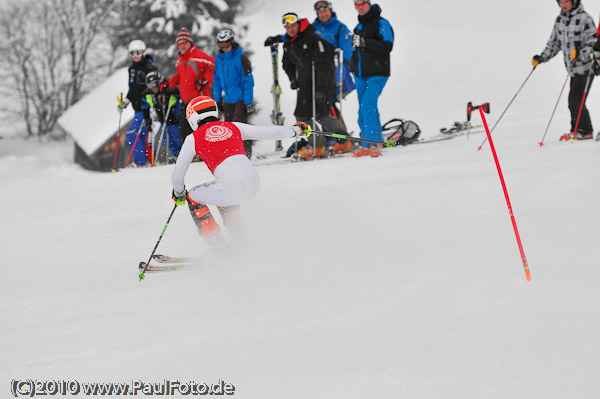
xmin=233 ymin=122 xmax=297 ymax=141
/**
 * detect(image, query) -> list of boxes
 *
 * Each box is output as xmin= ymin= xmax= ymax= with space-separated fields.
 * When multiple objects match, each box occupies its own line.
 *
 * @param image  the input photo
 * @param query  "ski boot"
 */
xmin=186 ymin=193 xmax=224 ymax=247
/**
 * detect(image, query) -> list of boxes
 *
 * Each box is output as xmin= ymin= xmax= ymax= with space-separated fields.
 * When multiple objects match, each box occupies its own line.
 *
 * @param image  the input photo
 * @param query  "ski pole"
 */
xmin=311 ymin=59 xmax=318 ymax=150
xmin=308 ymin=129 xmax=393 ymax=147
xmin=124 ymin=122 xmax=144 ymax=168
xmin=479 ymin=108 xmax=532 ymax=282
xmin=566 ymin=61 xmax=594 ymax=141
xmin=139 ymin=203 xmax=179 ymax=281
xmin=538 ymin=68 xmax=572 ymax=146
xmin=477 ymin=66 xmax=537 ymax=151
xmin=112 ymin=93 xmax=124 ymax=172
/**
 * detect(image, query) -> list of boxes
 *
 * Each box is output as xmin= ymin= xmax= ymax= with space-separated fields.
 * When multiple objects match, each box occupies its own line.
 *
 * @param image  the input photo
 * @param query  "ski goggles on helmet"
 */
xmin=129 ymin=50 xmax=144 ymax=57
xmin=219 ymin=42 xmax=232 ymax=50
xmin=314 ymin=1 xmax=331 ymax=11
xmin=282 ymin=12 xmax=299 ymax=27
xmin=354 ymin=0 xmax=370 ymax=8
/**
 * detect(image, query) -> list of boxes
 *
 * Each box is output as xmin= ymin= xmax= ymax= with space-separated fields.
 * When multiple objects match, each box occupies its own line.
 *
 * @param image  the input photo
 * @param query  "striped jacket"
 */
xmin=539 ymin=3 xmax=596 ymax=76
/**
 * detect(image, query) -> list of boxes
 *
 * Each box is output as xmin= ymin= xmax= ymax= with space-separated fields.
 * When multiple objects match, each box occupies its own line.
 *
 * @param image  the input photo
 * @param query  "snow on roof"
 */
xmin=58 ymin=67 xmax=134 ymax=156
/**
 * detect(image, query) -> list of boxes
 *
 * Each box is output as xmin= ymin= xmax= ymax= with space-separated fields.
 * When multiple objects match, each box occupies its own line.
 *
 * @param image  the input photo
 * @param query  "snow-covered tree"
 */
xmin=0 ymin=0 xmax=118 ymax=138
xmin=112 ymin=0 xmax=247 ymax=75
xmin=0 ymin=0 xmax=246 ymax=138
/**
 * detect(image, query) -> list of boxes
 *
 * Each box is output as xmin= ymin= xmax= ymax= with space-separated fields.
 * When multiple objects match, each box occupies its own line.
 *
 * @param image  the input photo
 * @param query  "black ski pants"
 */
xmin=223 ymin=100 xmax=253 ymax=159
xmin=568 ymin=73 xmax=594 ymax=134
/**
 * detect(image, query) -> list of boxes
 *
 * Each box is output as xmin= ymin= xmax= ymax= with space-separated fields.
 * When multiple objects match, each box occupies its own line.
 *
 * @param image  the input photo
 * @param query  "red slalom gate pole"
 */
xmin=479 ymin=108 xmax=532 ymax=281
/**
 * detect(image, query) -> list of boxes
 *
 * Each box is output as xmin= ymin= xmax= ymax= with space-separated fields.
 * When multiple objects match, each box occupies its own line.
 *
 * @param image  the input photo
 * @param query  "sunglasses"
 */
xmin=314 ymin=1 xmax=330 ymax=11
xmin=354 ymin=1 xmax=369 ymax=8
xmin=129 ymin=50 xmax=144 ymax=57
xmin=282 ymin=14 xmax=299 ymax=27
xmin=219 ymin=42 xmax=232 ymax=49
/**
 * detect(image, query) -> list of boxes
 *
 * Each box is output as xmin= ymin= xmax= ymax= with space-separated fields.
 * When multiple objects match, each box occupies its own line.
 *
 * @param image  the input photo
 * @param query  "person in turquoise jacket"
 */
xmin=213 ymin=29 xmax=255 ymax=157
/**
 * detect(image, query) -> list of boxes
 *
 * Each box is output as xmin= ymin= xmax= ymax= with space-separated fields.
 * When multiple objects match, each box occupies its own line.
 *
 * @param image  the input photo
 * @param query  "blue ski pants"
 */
xmin=354 ymin=76 xmax=389 ymax=148
xmin=126 ymin=111 xmax=149 ymax=166
xmin=163 ymin=124 xmax=182 ymax=158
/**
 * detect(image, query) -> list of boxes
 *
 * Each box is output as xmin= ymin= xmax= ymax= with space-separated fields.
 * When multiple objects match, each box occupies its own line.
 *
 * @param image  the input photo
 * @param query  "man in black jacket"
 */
xmin=350 ymin=1 xmax=394 ymax=157
xmin=118 ymin=40 xmax=157 ymax=166
xmin=266 ymin=12 xmax=350 ymax=158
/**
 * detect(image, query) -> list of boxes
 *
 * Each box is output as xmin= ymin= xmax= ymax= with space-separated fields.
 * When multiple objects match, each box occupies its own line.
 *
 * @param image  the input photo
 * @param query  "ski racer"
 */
xmin=350 ymin=0 xmax=394 ymax=158
xmin=118 ymin=40 xmax=157 ymax=166
xmin=532 ymin=0 xmax=596 ymax=140
xmin=160 ymin=27 xmax=215 ymax=141
xmin=170 ymin=96 xmax=311 ymax=243
xmin=213 ymin=29 xmax=256 ymax=158
xmin=143 ymin=70 xmax=183 ymax=160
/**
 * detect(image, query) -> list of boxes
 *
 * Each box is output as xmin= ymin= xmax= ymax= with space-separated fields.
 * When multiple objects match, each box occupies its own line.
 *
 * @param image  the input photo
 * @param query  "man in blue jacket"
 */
xmin=312 ymin=1 xmax=355 ymax=106
xmin=213 ymin=29 xmax=255 ymax=157
xmin=350 ymin=1 xmax=394 ymax=158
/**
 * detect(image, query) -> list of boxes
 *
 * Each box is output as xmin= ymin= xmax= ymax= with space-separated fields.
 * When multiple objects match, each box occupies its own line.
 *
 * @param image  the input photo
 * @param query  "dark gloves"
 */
xmin=246 ymin=103 xmax=256 ymax=114
xmin=532 ymin=55 xmax=543 ymax=67
xmin=290 ymin=79 xmax=299 ymax=90
xmin=264 ymin=35 xmax=283 ymax=46
xmin=158 ymin=82 xmax=168 ymax=93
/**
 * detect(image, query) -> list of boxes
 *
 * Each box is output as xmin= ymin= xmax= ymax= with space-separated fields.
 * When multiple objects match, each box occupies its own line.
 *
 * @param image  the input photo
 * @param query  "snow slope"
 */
xmin=1 ymin=1 xmax=600 ymax=398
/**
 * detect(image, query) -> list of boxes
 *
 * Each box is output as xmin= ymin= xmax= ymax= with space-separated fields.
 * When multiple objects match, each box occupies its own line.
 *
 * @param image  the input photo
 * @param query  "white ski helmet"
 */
xmin=216 ymin=29 xmax=235 ymax=44
xmin=128 ymin=40 xmax=146 ymax=55
xmin=186 ymin=96 xmax=219 ymax=131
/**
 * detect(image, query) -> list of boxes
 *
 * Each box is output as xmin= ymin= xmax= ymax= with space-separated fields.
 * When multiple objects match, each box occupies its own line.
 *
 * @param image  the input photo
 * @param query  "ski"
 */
xmin=139 ymin=261 xmax=185 ymax=273
xmin=269 ymin=43 xmax=285 ymax=151
xmin=413 ymin=125 xmax=484 ymax=145
xmin=152 ymin=254 xmax=198 ymax=264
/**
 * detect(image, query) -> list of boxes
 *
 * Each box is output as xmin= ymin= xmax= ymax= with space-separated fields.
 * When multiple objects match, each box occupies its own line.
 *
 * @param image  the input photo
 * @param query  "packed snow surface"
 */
xmin=1 ymin=0 xmax=599 ymax=398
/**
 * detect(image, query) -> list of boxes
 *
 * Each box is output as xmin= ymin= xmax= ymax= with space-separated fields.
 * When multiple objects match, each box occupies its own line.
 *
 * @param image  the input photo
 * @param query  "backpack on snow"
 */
xmin=382 ymin=118 xmax=421 ymax=146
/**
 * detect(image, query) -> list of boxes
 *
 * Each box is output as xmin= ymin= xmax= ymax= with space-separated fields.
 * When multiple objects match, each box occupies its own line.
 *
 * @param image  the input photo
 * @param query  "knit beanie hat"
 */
xmin=176 ymin=27 xmax=194 ymax=45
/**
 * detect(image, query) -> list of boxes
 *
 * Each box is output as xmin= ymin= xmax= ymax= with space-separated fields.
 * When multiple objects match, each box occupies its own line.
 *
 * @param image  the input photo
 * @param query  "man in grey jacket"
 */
xmin=532 ymin=0 xmax=596 ymax=140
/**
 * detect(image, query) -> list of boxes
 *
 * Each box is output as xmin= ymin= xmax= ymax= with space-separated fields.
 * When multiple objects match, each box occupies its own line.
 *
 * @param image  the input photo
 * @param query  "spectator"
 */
xmin=266 ymin=12 xmax=350 ymax=159
xmin=350 ymin=0 xmax=394 ymax=158
xmin=118 ymin=40 xmax=157 ymax=166
xmin=161 ymin=27 xmax=215 ymax=141
xmin=312 ymin=1 xmax=355 ymax=108
xmin=532 ymin=0 xmax=596 ymax=140
xmin=213 ymin=29 xmax=256 ymax=158
xmin=143 ymin=70 xmax=183 ymax=161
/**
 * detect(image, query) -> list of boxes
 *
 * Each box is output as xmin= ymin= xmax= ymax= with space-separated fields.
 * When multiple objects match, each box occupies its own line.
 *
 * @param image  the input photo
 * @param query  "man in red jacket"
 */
xmin=162 ymin=27 xmax=215 ymax=139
